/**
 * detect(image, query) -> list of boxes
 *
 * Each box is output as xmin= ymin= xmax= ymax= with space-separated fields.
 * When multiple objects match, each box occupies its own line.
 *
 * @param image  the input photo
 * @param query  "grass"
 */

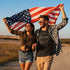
xmin=0 ymin=43 xmax=20 ymax=65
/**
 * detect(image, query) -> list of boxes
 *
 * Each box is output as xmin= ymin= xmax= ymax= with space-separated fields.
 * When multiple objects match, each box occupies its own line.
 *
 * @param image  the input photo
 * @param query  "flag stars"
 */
xmin=10 ymin=23 xmax=12 ymax=26
xmin=26 ymin=16 xmax=27 ymax=18
xmin=24 ymin=12 xmax=26 ymax=14
xmin=24 ymin=18 xmax=25 ymax=20
xmin=23 ymin=15 xmax=25 ymax=16
xmin=25 ymin=19 xmax=28 ymax=21
xmin=6 ymin=9 xmax=31 ymax=26
xmin=28 ymin=17 xmax=30 ymax=19
xmin=27 ymin=13 xmax=29 ymax=15
xmin=27 ymin=20 xmax=30 ymax=22
xmin=20 ymin=18 xmax=22 ymax=20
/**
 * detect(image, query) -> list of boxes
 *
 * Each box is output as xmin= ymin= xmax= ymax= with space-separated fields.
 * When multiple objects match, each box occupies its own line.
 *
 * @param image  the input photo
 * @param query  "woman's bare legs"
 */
xmin=20 ymin=63 xmax=25 ymax=70
xmin=25 ymin=62 xmax=33 ymax=70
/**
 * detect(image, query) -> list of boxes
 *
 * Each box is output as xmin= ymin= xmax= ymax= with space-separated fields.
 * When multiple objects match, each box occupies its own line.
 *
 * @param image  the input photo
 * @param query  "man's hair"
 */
xmin=39 ymin=15 xmax=49 ymax=21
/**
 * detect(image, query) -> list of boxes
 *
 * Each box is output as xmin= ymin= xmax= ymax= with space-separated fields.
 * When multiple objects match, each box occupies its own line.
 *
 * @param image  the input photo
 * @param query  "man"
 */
xmin=35 ymin=4 xmax=68 ymax=70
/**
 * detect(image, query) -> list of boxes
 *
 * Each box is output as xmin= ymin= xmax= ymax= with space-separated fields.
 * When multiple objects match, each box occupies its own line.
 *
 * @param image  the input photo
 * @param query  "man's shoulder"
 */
xmin=35 ymin=29 xmax=40 ymax=32
xmin=35 ymin=29 xmax=40 ymax=35
xmin=49 ymin=24 xmax=57 ymax=29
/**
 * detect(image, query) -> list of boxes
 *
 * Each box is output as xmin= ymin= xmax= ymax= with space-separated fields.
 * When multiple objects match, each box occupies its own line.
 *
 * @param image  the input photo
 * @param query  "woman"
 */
xmin=3 ymin=18 xmax=37 ymax=70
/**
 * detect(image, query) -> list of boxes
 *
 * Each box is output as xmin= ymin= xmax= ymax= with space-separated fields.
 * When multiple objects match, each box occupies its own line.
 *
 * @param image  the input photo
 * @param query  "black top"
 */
xmin=37 ymin=29 xmax=56 ymax=57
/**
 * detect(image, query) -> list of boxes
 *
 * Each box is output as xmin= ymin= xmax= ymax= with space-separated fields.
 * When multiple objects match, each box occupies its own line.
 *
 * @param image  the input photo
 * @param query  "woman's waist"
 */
xmin=20 ymin=46 xmax=32 ymax=52
xmin=19 ymin=49 xmax=32 ymax=53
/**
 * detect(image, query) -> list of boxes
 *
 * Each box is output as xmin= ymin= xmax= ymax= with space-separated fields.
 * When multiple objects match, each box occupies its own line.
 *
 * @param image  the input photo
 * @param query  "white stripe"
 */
xmin=30 ymin=7 xmax=44 ymax=15
xmin=51 ymin=11 xmax=60 ymax=13
xmin=48 ymin=14 xmax=58 ymax=18
xmin=11 ymin=22 xmax=19 ymax=29
xmin=49 ymin=18 xmax=55 ymax=22
xmin=12 ymin=23 xmax=24 ymax=30
xmin=11 ymin=22 xmax=23 ymax=29
xmin=11 ymin=22 xmax=18 ymax=27
xmin=13 ymin=23 xmax=26 ymax=30
xmin=31 ymin=7 xmax=57 ymax=20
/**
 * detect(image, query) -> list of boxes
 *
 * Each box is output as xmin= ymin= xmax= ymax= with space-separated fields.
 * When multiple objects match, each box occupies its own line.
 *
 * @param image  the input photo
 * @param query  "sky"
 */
xmin=0 ymin=0 xmax=70 ymax=38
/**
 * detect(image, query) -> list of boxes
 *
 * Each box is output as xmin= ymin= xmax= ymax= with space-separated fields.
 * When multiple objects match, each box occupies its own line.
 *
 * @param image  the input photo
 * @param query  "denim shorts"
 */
xmin=19 ymin=50 xmax=34 ymax=63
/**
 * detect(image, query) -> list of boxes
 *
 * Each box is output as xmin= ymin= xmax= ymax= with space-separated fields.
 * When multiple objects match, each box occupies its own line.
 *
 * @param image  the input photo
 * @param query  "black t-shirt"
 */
xmin=37 ymin=29 xmax=56 ymax=57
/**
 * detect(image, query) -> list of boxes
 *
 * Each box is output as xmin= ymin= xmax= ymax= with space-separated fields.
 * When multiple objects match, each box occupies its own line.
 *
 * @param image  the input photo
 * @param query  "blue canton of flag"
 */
xmin=6 ymin=9 xmax=31 ymax=26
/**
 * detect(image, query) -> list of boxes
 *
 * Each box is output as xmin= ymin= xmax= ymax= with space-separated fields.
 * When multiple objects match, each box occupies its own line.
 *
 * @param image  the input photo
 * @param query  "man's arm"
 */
xmin=57 ymin=4 xmax=68 ymax=30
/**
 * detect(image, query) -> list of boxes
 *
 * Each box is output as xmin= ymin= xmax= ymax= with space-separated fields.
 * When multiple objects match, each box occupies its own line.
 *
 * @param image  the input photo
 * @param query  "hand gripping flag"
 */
xmin=5 ymin=4 xmax=60 ymax=31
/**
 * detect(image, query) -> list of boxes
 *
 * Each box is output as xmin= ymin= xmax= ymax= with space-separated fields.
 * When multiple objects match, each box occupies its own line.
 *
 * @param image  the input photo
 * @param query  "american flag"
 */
xmin=5 ymin=4 xmax=60 ymax=31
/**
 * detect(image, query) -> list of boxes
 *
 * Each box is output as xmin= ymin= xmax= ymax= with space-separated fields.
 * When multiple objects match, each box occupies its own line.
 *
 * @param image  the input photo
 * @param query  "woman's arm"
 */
xmin=2 ymin=18 xmax=11 ymax=32
xmin=57 ymin=4 xmax=68 ymax=30
xmin=32 ymin=43 xmax=37 ymax=51
xmin=2 ymin=18 xmax=22 ymax=35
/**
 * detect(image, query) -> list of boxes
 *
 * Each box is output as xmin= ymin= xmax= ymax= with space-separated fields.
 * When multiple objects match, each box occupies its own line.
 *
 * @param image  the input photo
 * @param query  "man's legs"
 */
xmin=44 ymin=56 xmax=53 ymax=70
xmin=37 ymin=56 xmax=53 ymax=70
xmin=37 ymin=57 xmax=44 ymax=70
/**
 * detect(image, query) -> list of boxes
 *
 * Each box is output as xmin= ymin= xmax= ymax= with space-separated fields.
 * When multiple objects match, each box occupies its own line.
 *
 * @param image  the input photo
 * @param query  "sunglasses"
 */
xmin=38 ymin=21 xmax=45 ymax=23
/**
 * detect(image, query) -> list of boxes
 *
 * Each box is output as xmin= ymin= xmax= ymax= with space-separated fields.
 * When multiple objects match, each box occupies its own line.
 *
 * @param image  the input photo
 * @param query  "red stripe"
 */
xmin=31 ymin=5 xmax=60 ymax=23
xmin=49 ymin=18 xmax=57 ymax=21
xmin=31 ymin=14 xmax=59 ymax=24
xmin=31 ymin=18 xmax=38 ymax=23
xmin=49 ymin=12 xmax=59 ymax=16
xmin=55 ymin=8 xmax=60 ymax=11
xmin=11 ymin=22 xmax=23 ymax=30
xmin=16 ymin=24 xmax=26 ymax=31
xmin=51 ymin=10 xmax=60 ymax=13
xmin=44 ymin=5 xmax=60 ymax=16
xmin=48 ymin=14 xmax=59 ymax=19
xmin=31 ymin=9 xmax=60 ymax=23
xmin=29 ymin=7 xmax=39 ymax=12
xmin=11 ymin=22 xmax=22 ymax=28
xmin=48 ymin=15 xmax=58 ymax=20
xmin=49 ymin=14 xmax=59 ymax=17
xmin=30 ymin=7 xmax=53 ymax=17
xmin=54 ymin=7 xmax=60 ymax=10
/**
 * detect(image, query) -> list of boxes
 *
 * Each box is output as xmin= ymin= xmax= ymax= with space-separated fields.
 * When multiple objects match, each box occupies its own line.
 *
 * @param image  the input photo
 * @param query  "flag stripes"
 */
xmin=6 ymin=4 xmax=60 ymax=31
